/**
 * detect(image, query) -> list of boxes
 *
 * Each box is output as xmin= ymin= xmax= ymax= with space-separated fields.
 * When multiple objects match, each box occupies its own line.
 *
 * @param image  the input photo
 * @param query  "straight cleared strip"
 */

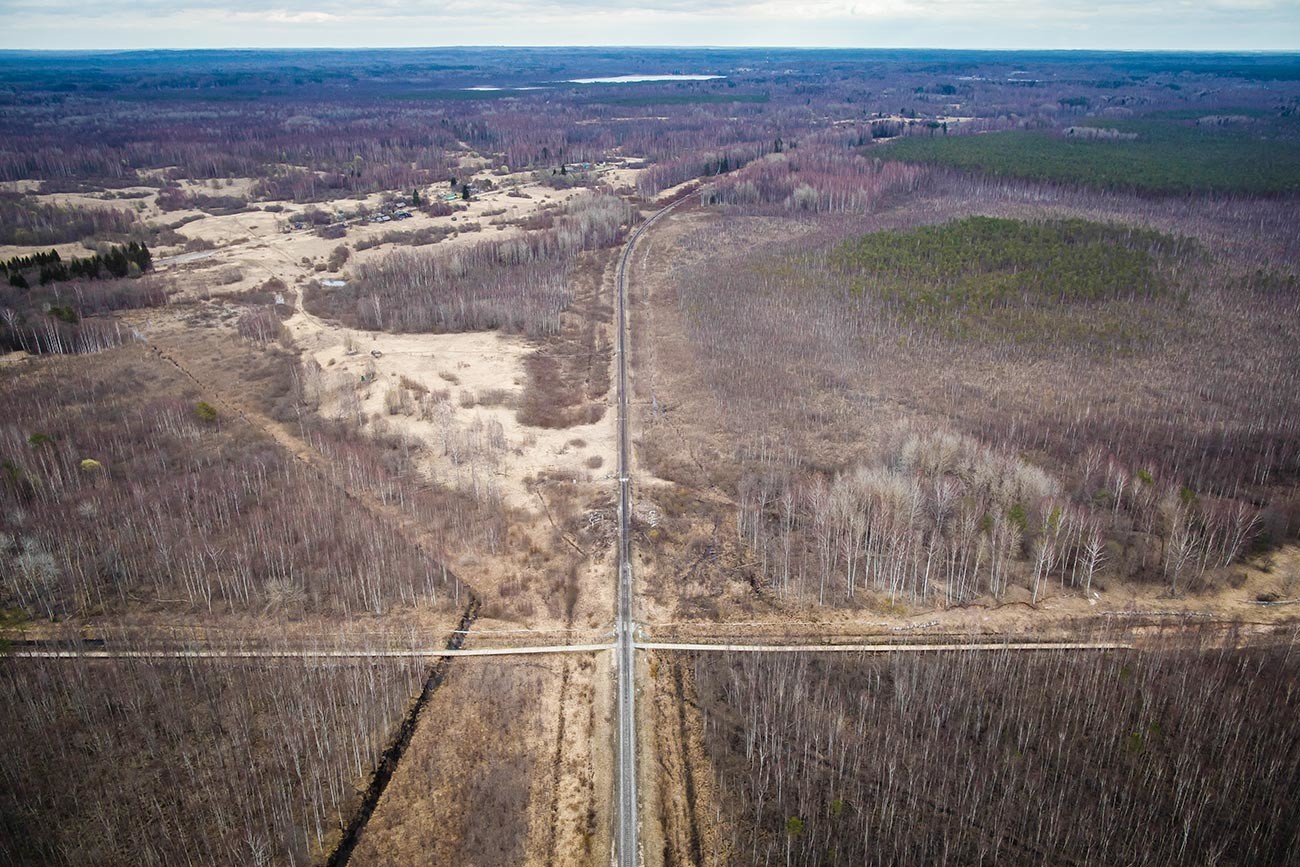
xmin=10 ymin=643 xmax=616 ymax=659
xmin=635 ymin=641 xmax=1134 ymax=653
xmin=613 ymin=197 xmax=683 ymax=867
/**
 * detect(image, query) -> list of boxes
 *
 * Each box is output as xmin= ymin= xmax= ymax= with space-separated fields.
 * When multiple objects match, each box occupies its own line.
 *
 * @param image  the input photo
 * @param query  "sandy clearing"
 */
xmin=599 ymin=167 xmax=644 ymax=190
xmin=174 ymin=209 xmax=285 ymax=245
xmin=0 ymin=180 xmax=45 ymax=193
xmin=156 ymin=248 xmax=223 ymax=267
xmin=2 ymin=160 xmax=647 ymax=284
xmin=175 ymin=177 xmax=261 ymax=198
xmin=150 ymin=174 xmax=600 ymax=283
xmin=648 ymin=178 xmax=705 ymax=204
xmin=114 ymin=166 xmax=644 ymax=550
xmin=297 ymin=322 xmax=617 ymax=511
xmin=7 ymin=184 xmax=171 ymax=222
xmin=19 ymin=191 xmax=147 ymax=214
xmin=0 ymin=240 xmax=91 ymax=261
xmin=8 ymin=159 xmax=640 ymax=544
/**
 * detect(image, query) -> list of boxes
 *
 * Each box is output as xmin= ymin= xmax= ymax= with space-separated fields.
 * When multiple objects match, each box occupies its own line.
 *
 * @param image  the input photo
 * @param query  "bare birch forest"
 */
xmin=693 ymin=643 xmax=1300 ymax=866
xmin=0 ymin=654 xmax=426 ymax=866
xmin=0 ymin=349 xmax=471 ymax=617
xmin=648 ymin=167 xmax=1299 ymax=607
xmin=307 ymin=193 xmax=631 ymax=335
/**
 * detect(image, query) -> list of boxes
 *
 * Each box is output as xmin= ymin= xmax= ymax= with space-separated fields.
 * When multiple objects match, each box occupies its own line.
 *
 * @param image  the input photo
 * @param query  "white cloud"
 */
xmin=224 ymin=9 xmax=344 ymax=23
xmin=0 ymin=0 xmax=1296 ymax=48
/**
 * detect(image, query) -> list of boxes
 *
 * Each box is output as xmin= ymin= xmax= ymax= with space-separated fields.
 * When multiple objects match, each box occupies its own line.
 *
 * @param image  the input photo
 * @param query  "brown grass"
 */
xmin=633 ymin=178 xmax=1300 ymax=611
xmin=516 ymin=250 xmax=614 ymax=429
xmin=349 ymin=656 xmax=604 ymax=867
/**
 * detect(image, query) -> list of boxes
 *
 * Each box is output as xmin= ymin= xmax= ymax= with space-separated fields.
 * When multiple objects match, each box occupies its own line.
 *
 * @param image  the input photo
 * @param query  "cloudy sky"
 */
xmin=1 ymin=0 xmax=1297 ymax=51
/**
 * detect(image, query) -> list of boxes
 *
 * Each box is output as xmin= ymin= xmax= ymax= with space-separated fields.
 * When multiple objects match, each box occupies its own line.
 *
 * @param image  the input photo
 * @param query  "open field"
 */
xmin=351 ymin=654 xmax=612 ymax=867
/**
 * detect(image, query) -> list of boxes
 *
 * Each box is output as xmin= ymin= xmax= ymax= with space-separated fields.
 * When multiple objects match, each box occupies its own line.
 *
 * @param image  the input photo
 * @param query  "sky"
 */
xmin=1 ymin=0 xmax=1298 ymax=52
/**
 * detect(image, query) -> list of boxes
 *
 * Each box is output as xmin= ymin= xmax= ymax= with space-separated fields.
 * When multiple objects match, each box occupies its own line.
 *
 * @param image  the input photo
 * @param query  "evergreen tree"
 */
xmin=126 ymin=241 xmax=151 ymax=272
xmin=105 ymin=247 xmax=129 ymax=278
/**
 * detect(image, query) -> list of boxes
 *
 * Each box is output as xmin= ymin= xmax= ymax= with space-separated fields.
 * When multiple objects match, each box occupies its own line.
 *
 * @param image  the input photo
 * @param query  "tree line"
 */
xmin=3 ymin=241 xmax=152 ymax=288
xmin=882 ymin=118 xmax=1300 ymax=196
xmin=0 ymin=195 xmax=139 ymax=246
xmin=1 ymin=244 xmax=160 ymax=354
xmin=310 ymin=193 xmax=631 ymax=336
xmin=737 ymin=425 xmax=1261 ymax=606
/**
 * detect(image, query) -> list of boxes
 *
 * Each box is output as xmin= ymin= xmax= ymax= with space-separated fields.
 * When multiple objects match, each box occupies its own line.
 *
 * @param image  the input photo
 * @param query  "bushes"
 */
xmin=155 ymin=186 xmax=250 ymax=214
xmin=327 ymin=244 xmax=350 ymax=270
xmin=354 ymin=225 xmax=454 ymax=251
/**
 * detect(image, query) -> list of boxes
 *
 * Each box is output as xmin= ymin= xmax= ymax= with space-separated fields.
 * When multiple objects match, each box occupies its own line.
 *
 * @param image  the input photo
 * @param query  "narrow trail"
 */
xmin=324 ymin=596 xmax=480 ymax=867
xmin=12 ymin=627 xmax=1291 ymax=659
xmin=9 ymin=643 xmax=613 ymax=659
xmin=638 ymin=640 xmax=1136 ymax=653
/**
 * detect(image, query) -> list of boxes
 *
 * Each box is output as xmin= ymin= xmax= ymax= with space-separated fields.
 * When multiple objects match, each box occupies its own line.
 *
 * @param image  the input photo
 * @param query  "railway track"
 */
xmin=614 ymin=195 xmax=688 ymax=867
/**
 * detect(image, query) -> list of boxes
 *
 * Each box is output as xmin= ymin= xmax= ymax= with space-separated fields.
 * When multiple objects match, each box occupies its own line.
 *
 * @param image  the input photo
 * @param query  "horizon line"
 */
xmin=1 ymin=45 xmax=1299 ymax=55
